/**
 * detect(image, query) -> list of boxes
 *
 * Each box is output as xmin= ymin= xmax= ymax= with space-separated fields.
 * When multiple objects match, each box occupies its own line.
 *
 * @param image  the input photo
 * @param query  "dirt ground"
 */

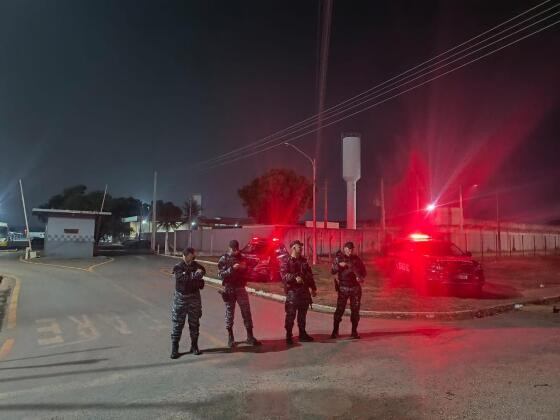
xmin=198 ymin=256 xmax=560 ymax=312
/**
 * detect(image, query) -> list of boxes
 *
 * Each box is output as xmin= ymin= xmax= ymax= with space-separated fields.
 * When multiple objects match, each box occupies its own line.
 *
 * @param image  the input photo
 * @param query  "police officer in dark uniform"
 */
xmin=280 ymin=240 xmax=317 ymax=344
xmin=218 ymin=239 xmax=261 ymax=348
xmin=171 ymin=247 xmax=206 ymax=359
xmin=330 ymin=241 xmax=367 ymax=339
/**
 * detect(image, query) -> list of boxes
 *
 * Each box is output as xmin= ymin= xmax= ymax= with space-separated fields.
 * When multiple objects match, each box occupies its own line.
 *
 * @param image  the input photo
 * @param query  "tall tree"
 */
xmin=238 ymin=168 xmax=312 ymax=224
xmin=182 ymin=199 xmax=201 ymax=221
xmin=157 ymin=200 xmax=183 ymax=254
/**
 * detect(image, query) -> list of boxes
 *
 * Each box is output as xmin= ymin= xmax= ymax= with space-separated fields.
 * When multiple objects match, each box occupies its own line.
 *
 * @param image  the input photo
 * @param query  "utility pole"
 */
xmin=459 ymin=184 xmax=464 ymax=232
xmin=380 ymin=177 xmax=386 ymax=234
xmin=151 ymin=171 xmax=157 ymax=252
xmin=284 ymin=142 xmax=317 ymax=265
xmin=323 ymin=179 xmax=328 ymax=229
xmin=312 ymin=158 xmax=317 ymax=265
xmin=100 ymin=184 xmax=108 ymax=212
xmin=496 ymin=192 xmax=501 ymax=257
xmin=19 ymin=179 xmax=32 ymax=251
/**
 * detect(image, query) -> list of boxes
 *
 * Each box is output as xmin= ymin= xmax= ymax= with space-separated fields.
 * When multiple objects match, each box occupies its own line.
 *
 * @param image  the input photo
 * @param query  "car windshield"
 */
xmin=242 ymin=242 xmax=268 ymax=254
xmin=413 ymin=241 xmax=465 ymax=257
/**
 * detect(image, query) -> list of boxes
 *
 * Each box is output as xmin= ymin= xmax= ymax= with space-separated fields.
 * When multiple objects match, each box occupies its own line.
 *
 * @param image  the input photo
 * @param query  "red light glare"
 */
xmin=409 ymin=233 xmax=431 ymax=241
xmin=272 ymin=237 xmax=280 ymax=242
xmin=251 ymin=237 xmax=259 ymax=241
xmin=426 ymin=203 xmax=436 ymax=212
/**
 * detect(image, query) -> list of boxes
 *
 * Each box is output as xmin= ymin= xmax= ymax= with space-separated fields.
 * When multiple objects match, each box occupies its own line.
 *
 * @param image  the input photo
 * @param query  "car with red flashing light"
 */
xmin=385 ymin=233 xmax=485 ymax=295
xmin=240 ymin=236 xmax=288 ymax=282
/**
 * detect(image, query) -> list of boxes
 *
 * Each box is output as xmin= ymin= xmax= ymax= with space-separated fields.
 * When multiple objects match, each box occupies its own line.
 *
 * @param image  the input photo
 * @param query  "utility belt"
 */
xmin=218 ymin=286 xmax=245 ymax=303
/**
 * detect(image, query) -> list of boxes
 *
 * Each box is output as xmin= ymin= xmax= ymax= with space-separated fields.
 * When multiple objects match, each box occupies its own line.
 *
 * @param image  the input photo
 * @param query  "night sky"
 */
xmin=1 ymin=0 xmax=559 ymax=228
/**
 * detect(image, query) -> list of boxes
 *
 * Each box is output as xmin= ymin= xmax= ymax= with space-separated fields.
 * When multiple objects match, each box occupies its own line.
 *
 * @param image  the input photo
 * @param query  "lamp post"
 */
xmin=459 ymin=184 xmax=478 ymax=233
xmin=284 ymin=142 xmax=317 ymax=265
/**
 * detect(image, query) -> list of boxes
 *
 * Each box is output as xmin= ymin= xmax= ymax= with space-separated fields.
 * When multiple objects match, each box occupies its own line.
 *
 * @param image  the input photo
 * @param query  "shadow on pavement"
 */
xmin=0 ymin=346 xmax=119 ymax=364
xmin=203 ymin=338 xmax=302 ymax=354
xmin=0 ymin=388 xmax=423 ymax=419
xmin=0 ymin=356 xmax=199 ymax=384
xmin=310 ymin=327 xmax=456 ymax=343
xmin=0 ymin=358 xmax=109 ymax=371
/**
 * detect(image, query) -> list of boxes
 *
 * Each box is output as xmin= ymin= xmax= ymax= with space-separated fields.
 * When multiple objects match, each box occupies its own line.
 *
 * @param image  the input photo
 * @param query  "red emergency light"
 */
xmin=409 ymin=233 xmax=431 ymax=241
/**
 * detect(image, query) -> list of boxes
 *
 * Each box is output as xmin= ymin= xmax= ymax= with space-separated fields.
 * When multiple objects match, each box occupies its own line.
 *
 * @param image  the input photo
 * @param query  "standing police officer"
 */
xmin=330 ymin=241 xmax=366 ymax=339
xmin=218 ymin=240 xmax=261 ymax=348
xmin=171 ymin=248 xmax=206 ymax=359
xmin=280 ymin=240 xmax=317 ymax=344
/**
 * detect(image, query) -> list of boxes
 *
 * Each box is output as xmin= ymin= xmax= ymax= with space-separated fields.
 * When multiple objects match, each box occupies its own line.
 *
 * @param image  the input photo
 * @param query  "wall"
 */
xmin=153 ymin=223 xmax=560 ymax=259
xmin=44 ymin=216 xmax=95 ymax=258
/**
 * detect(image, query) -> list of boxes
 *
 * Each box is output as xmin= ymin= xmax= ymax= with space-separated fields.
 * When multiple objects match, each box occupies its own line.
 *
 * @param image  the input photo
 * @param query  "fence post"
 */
xmin=533 ymin=235 xmax=536 ymax=256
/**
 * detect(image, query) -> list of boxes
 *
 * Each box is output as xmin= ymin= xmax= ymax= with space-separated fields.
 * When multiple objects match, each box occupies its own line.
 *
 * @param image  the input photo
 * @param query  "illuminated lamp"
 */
xmin=409 ymin=233 xmax=431 ymax=241
xmin=426 ymin=203 xmax=436 ymax=212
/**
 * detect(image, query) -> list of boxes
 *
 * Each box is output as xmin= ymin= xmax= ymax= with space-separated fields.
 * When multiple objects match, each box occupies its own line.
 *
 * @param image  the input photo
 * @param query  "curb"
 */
xmin=156 ymin=253 xmax=560 ymax=321
xmin=0 ymin=275 xmax=14 ymax=332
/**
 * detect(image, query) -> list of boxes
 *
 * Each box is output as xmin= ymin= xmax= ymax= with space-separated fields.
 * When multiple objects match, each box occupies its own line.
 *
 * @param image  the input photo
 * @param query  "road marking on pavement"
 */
xmin=0 ymin=339 xmax=14 ymax=360
xmin=19 ymin=256 xmax=115 ymax=273
xmin=86 ymin=257 xmax=115 ymax=272
xmin=97 ymin=314 xmax=132 ymax=335
xmin=6 ymin=275 xmax=21 ymax=330
xmin=36 ymin=318 xmax=64 ymax=346
xmin=68 ymin=315 xmax=100 ymax=341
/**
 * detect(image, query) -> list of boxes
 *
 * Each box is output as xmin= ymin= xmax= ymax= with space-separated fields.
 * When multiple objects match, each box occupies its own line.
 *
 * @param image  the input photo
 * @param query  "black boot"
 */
xmin=330 ymin=320 xmax=340 ymax=339
xmin=286 ymin=329 xmax=294 ymax=345
xmin=170 ymin=341 xmax=179 ymax=359
xmin=351 ymin=322 xmax=361 ymax=339
xmin=190 ymin=335 xmax=202 ymax=356
xmin=227 ymin=328 xmax=235 ymax=348
xmin=299 ymin=330 xmax=314 ymax=342
xmin=246 ymin=328 xmax=262 ymax=346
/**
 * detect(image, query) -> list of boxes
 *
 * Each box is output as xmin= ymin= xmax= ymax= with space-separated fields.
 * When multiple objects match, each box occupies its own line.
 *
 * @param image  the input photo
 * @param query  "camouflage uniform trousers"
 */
xmin=171 ymin=291 xmax=202 ymax=342
xmin=333 ymin=285 xmax=362 ymax=324
xmin=285 ymin=290 xmax=312 ymax=332
xmin=224 ymin=286 xmax=254 ymax=330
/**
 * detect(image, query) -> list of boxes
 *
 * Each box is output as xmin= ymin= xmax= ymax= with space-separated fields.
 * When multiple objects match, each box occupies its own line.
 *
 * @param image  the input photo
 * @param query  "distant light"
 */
xmin=252 ymin=236 xmax=259 ymax=241
xmin=426 ymin=203 xmax=436 ymax=212
xmin=191 ymin=221 xmax=196 ymax=226
xmin=142 ymin=219 xmax=147 ymax=224
xmin=272 ymin=237 xmax=280 ymax=242
xmin=409 ymin=233 xmax=431 ymax=241
xmin=234 ymin=223 xmax=239 ymax=227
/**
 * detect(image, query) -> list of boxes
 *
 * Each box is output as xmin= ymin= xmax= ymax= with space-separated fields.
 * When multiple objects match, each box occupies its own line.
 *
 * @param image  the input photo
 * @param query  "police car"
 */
xmin=240 ymin=236 xmax=288 ymax=282
xmin=385 ymin=233 xmax=485 ymax=295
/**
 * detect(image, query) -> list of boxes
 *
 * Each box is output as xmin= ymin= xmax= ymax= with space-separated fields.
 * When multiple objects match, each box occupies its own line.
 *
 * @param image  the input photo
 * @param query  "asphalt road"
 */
xmin=0 ymin=251 xmax=559 ymax=420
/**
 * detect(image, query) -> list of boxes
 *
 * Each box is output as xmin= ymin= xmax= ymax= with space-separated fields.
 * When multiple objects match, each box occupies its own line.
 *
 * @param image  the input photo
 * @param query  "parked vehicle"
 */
xmin=240 ymin=236 xmax=288 ymax=282
xmin=385 ymin=233 xmax=485 ymax=295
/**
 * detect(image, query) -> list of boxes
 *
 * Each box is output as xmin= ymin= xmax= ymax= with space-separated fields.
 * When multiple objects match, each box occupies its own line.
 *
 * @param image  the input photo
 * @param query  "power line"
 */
xmin=196 ymin=2 xmax=560 ymax=170
xmin=196 ymin=0 xmax=555 ymax=168
xmin=200 ymin=16 xmax=560 ymax=171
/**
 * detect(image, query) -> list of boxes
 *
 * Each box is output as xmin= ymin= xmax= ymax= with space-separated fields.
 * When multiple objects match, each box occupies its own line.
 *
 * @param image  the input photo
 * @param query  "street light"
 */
xmin=426 ymin=203 xmax=436 ymax=212
xmin=284 ymin=142 xmax=317 ymax=265
xmin=459 ymin=184 xmax=478 ymax=232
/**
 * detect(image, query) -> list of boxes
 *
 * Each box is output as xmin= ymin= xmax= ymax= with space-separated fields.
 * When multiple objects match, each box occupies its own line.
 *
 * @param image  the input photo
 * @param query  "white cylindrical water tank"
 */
xmin=342 ymin=134 xmax=361 ymax=230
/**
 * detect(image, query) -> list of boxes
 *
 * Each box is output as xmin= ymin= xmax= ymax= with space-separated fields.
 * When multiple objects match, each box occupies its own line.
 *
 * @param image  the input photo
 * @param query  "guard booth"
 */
xmin=32 ymin=209 xmax=111 ymax=258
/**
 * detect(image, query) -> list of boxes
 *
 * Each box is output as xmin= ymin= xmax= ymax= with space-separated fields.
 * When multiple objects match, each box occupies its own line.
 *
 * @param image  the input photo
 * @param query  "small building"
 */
xmin=32 ymin=209 xmax=111 ymax=258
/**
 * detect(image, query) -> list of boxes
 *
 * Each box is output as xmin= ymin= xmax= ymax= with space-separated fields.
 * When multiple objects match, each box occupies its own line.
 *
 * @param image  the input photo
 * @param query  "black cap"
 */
xmin=343 ymin=241 xmax=354 ymax=249
xmin=289 ymin=240 xmax=304 ymax=248
xmin=229 ymin=240 xmax=240 ymax=250
xmin=183 ymin=247 xmax=195 ymax=256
